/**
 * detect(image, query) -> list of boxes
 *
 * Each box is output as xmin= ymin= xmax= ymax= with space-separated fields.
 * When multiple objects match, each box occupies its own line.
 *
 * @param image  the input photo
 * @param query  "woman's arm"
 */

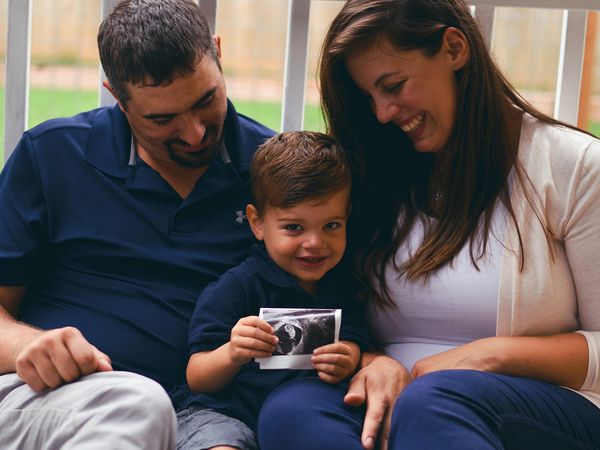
xmin=408 ymin=133 xmax=599 ymax=391
xmin=411 ymin=333 xmax=588 ymax=389
xmin=1 ymin=286 xmax=112 ymax=390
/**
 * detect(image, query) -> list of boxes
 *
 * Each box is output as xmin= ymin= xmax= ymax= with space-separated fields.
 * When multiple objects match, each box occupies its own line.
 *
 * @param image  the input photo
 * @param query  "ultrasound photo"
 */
xmin=256 ymin=308 xmax=341 ymax=370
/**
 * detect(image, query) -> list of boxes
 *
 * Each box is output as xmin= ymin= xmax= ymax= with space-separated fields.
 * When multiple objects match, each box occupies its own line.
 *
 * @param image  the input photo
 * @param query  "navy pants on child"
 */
xmin=257 ymin=370 xmax=600 ymax=450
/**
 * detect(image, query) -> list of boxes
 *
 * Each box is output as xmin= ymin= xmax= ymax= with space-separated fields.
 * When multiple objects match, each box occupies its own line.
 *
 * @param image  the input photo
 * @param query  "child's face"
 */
xmin=247 ymin=188 xmax=350 ymax=295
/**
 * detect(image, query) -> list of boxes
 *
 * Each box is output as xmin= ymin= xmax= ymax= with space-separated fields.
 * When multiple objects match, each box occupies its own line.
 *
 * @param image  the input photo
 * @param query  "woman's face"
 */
xmin=345 ymin=30 xmax=468 ymax=154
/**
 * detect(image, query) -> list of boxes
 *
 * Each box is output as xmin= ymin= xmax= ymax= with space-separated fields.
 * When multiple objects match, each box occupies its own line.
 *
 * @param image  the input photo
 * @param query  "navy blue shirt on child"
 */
xmin=171 ymin=243 xmax=370 ymax=431
xmin=0 ymin=101 xmax=273 ymax=391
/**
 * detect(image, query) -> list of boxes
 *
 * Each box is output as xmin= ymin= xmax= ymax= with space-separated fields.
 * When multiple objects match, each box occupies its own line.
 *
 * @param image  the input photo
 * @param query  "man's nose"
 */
xmin=178 ymin=113 xmax=206 ymax=146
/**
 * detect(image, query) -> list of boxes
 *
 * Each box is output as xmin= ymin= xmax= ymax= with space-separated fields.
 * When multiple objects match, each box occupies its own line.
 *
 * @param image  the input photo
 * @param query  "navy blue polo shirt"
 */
xmin=171 ymin=243 xmax=370 ymax=431
xmin=0 ymin=100 xmax=274 ymax=391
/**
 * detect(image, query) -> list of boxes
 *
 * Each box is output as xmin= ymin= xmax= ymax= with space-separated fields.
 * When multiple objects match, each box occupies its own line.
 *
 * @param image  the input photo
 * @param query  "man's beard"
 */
xmin=167 ymin=143 xmax=220 ymax=168
xmin=165 ymin=131 xmax=221 ymax=168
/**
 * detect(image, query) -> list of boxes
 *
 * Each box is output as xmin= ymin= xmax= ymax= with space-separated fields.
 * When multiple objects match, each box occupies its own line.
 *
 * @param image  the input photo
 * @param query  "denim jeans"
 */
xmin=389 ymin=370 xmax=600 ymax=450
xmin=257 ymin=371 xmax=600 ymax=450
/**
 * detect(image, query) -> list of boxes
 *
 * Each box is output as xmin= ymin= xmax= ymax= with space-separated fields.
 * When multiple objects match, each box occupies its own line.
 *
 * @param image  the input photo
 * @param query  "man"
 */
xmin=0 ymin=0 xmax=273 ymax=448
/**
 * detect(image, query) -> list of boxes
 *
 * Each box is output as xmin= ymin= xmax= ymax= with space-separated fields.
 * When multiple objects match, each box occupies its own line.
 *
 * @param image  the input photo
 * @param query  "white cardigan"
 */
xmin=499 ymin=114 xmax=600 ymax=407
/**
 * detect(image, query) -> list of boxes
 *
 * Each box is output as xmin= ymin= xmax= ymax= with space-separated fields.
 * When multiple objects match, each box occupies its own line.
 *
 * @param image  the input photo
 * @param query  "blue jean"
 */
xmin=257 ymin=370 xmax=600 ymax=450
xmin=258 ymin=378 xmax=365 ymax=450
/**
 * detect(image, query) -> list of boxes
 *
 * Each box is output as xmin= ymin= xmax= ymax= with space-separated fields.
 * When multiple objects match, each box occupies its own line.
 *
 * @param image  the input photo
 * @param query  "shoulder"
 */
xmin=200 ymin=257 xmax=261 ymax=300
xmin=223 ymin=101 xmax=276 ymax=170
xmin=10 ymin=105 xmax=132 ymax=180
xmin=15 ymin=107 xmax=115 ymax=165
xmin=25 ymin=107 xmax=110 ymax=143
xmin=237 ymin=112 xmax=275 ymax=141
xmin=518 ymin=114 xmax=600 ymax=177
xmin=516 ymin=115 xmax=600 ymax=236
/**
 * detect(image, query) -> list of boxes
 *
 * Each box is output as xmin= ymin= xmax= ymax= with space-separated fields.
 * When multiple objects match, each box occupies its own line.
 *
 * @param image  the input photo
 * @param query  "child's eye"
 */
xmin=284 ymin=224 xmax=303 ymax=232
xmin=324 ymin=222 xmax=342 ymax=231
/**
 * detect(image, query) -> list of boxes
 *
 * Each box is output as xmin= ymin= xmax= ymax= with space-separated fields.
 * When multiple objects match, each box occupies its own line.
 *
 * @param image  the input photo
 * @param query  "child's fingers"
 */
xmin=231 ymin=335 xmax=278 ymax=353
xmin=229 ymin=336 xmax=276 ymax=364
xmin=312 ymin=353 xmax=353 ymax=381
xmin=238 ymin=316 xmax=275 ymax=334
xmin=311 ymin=351 xmax=351 ymax=368
xmin=317 ymin=370 xmax=343 ymax=384
xmin=313 ymin=361 xmax=342 ymax=375
xmin=313 ymin=342 xmax=352 ymax=356
xmin=232 ymin=317 xmax=278 ymax=346
xmin=228 ymin=346 xmax=273 ymax=364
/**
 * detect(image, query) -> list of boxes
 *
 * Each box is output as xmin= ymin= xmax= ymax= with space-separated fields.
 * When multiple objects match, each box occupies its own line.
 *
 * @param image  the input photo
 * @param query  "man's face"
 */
xmin=115 ymin=51 xmax=228 ymax=170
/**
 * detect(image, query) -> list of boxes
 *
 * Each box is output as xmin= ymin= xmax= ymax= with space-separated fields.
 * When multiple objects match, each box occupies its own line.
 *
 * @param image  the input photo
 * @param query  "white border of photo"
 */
xmin=256 ymin=308 xmax=341 ymax=370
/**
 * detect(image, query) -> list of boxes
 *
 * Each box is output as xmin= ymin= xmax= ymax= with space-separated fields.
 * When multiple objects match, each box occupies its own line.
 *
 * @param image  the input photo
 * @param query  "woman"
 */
xmin=257 ymin=0 xmax=600 ymax=449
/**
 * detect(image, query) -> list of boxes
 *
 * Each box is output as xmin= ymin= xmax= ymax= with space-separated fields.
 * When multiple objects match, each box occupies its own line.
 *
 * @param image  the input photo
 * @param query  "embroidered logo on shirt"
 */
xmin=235 ymin=210 xmax=247 ymax=224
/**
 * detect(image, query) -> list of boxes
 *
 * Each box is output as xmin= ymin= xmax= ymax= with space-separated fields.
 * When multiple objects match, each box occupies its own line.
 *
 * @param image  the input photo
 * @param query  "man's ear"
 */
xmin=102 ymin=80 xmax=126 ymax=113
xmin=443 ymin=27 xmax=469 ymax=71
xmin=213 ymin=35 xmax=222 ymax=60
xmin=246 ymin=204 xmax=264 ymax=241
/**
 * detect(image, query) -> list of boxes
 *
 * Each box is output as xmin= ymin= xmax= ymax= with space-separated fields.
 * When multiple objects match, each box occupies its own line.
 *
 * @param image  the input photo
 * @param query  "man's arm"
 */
xmin=0 ymin=286 xmax=112 ymax=391
xmin=0 ymin=286 xmax=37 ymax=372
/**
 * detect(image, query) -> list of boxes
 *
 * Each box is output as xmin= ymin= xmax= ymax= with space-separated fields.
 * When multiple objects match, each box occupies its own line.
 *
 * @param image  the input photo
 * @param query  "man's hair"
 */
xmin=98 ymin=0 xmax=219 ymax=106
xmin=250 ymin=131 xmax=352 ymax=213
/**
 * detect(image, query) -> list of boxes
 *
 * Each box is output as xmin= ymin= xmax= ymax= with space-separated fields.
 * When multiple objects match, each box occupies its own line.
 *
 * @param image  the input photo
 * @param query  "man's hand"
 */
xmin=15 ymin=326 xmax=112 ymax=392
xmin=311 ymin=341 xmax=360 ymax=384
xmin=228 ymin=316 xmax=278 ymax=365
xmin=344 ymin=354 xmax=411 ymax=450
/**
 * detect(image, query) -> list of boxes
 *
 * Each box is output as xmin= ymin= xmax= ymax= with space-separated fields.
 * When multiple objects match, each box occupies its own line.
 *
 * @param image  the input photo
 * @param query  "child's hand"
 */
xmin=229 ymin=316 xmax=279 ymax=365
xmin=311 ymin=341 xmax=361 ymax=384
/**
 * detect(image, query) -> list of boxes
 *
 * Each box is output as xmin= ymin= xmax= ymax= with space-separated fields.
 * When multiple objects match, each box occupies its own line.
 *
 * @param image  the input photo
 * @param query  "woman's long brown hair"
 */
xmin=320 ymin=0 xmax=582 ymax=307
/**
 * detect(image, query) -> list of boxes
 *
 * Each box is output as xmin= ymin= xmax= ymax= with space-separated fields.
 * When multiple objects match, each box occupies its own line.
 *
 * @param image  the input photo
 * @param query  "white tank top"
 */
xmin=367 ymin=205 xmax=508 ymax=371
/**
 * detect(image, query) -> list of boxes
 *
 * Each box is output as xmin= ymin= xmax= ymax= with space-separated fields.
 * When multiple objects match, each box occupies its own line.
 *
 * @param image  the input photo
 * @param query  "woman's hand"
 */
xmin=311 ymin=340 xmax=360 ymax=384
xmin=411 ymin=337 xmax=502 ymax=379
xmin=344 ymin=353 xmax=411 ymax=450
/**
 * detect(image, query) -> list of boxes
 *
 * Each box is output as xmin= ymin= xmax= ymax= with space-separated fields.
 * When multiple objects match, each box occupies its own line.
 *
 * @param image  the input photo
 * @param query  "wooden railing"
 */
xmin=3 ymin=0 xmax=600 ymax=161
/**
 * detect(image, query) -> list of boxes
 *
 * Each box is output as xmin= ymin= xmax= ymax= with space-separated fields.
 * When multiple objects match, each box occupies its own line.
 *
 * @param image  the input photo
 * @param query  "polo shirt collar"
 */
xmin=246 ymin=243 xmax=341 ymax=298
xmin=84 ymin=105 xmax=132 ymax=178
xmin=247 ymin=243 xmax=300 ymax=290
xmin=84 ymin=99 xmax=246 ymax=181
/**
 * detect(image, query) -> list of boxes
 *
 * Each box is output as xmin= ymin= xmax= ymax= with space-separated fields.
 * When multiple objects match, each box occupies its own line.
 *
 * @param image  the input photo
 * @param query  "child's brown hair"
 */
xmin=250 ymin=131 xmax=352 ymax=212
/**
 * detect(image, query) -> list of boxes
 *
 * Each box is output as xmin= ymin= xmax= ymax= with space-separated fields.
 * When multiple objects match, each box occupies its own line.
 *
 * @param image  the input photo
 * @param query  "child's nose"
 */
xmin=303 ymin=232 xmax=324 ymax=249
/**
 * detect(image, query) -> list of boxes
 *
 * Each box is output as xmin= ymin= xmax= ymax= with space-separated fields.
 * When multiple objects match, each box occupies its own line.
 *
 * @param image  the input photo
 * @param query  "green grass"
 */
xmin=0 ymin=88 xmax=326 ymax=163
xmin=0 ymin=88 xmax=99 ymax=164
xmin=234 ymin=100 xmax=326 ymax=132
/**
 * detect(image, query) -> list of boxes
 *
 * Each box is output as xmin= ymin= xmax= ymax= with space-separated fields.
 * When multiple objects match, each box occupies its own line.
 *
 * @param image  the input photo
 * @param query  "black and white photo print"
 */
xmin=256 ymin=308 xmax=342 ymax=369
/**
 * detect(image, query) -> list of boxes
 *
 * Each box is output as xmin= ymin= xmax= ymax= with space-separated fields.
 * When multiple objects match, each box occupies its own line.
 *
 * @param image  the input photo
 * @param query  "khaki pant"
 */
xmin=0 ymin=371 xmax=176 ymax=450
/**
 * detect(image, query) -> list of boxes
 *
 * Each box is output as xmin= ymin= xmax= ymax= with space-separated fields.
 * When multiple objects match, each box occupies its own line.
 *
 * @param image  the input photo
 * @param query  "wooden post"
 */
xmin=579 ymin=11 xmax=597 ymax=130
